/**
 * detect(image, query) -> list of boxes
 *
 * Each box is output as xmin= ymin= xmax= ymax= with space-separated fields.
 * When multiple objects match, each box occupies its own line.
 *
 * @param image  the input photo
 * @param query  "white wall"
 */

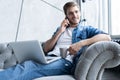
xmin=80 ymin=0 xmax=109 ymax=33
xmin=81 ymin=0 xmax=99 ymax=28
xmin=0 ymin=0 xmax=73 ymax=43
xmin=0 ymin=0 xmax=22 ymax=43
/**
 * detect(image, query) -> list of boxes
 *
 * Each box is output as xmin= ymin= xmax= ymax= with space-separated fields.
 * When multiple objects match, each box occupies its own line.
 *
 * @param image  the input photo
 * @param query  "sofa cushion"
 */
xmin=0 ymin=43 xmax=13 ymax=68
xmin=0 ymin=43 xmax=20 ymax=69
xmin=33 ymin=75 xmax=75 ymax=80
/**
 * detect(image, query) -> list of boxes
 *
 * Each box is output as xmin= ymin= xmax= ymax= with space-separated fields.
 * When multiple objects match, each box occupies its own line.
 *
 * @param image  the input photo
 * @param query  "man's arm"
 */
xmin=43 ymin=19 xmax=69 ymax=54
xmin=69 ymin=34 xmax=111 ymax=55
xmin=43 ymin=29 xmax=62 ymax=53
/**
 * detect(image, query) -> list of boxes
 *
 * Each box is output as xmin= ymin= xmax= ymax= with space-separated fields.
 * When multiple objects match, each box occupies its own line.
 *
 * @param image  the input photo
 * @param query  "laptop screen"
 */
xmin=8 ymin=40 xmax=46 ymax=64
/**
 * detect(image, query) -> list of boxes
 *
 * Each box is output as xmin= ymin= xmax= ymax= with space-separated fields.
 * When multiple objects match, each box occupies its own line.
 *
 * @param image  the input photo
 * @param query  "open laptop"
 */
xmin=7 ymin=40 xmax=60 ymax=64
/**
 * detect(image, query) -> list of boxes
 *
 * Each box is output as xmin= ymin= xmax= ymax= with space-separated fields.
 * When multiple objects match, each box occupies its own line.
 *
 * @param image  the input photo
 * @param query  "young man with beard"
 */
xmin=0 ymin=1 xmax=111 ymax=80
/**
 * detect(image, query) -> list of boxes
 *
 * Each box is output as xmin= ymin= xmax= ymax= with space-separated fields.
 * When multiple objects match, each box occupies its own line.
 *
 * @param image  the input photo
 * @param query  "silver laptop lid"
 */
xmin=8 ymin=40 xmax=47 ymax=64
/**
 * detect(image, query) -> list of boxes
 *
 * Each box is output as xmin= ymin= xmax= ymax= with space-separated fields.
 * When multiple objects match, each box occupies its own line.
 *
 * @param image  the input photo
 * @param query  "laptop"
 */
xmin=7 ymin=40 xmax=61 ymax=64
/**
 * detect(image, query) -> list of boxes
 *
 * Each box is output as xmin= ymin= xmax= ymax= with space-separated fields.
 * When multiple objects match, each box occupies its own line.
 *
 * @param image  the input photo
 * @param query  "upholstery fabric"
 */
xmin=0 ymin=43 xmax=18 ymax=69
xmin=75 ymin=41 xmax=120 ymax=80
xmin=0 ymin=41 xmax=120 ymax=80
xmin=33 ymin=75 xmax=75 ymax=80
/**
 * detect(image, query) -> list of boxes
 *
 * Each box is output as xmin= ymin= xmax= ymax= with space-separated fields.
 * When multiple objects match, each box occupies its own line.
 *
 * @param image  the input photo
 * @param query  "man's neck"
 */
xmin=70 ymin=23 xmax=79 ymax=28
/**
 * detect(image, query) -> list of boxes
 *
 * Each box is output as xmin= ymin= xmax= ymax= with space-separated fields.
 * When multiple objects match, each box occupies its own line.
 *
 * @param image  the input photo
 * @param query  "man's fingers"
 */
xmin=68 ymin=47 xmax=77 ymax=55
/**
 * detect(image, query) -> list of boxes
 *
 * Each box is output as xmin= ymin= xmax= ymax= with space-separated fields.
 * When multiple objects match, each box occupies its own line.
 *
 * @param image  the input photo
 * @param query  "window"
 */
xmin=111 ymin=0 xmax=120 ymax=35
xmin=75 ymin=0 xmax=120 ymax=35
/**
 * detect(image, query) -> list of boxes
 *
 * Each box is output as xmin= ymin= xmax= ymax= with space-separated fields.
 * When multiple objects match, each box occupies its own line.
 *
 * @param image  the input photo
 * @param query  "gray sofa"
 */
xmin=0 ymin=41 xmax=120 ymax=80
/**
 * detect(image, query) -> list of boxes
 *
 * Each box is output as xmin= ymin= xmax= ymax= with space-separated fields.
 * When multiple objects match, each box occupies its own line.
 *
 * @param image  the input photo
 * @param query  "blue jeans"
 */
xmin=0 ymin=59 xmax=73 ymax=80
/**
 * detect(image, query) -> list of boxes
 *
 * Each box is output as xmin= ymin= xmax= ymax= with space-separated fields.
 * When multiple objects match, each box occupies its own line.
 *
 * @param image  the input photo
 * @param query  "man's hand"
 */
xmin=68 ymin=42 xmax=83 ymax=55
xmin=59 ymin=19 xmax=70 ymax=33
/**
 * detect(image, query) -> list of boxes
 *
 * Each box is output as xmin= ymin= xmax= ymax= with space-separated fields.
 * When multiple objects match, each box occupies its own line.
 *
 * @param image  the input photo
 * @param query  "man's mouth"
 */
xmin=72 ymin=18 xmax=79 ymax=21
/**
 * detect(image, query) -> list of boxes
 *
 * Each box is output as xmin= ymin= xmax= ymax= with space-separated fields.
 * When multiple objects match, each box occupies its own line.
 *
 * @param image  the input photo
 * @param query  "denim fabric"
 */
xmin=71 ymin=24 xmax=106 ymax=44
xmin=0 ymin=59 xmax=73 ymax=80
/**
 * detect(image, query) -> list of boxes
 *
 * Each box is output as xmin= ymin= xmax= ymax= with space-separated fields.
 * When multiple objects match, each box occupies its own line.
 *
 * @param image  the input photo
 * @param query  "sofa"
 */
xmin=0 ymin=41 xmax=120 ymax=80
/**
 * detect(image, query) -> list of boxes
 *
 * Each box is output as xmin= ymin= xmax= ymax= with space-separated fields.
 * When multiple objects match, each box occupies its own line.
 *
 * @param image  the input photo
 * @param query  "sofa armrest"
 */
xmin=75 ymin=41 xmax=120 ymax=80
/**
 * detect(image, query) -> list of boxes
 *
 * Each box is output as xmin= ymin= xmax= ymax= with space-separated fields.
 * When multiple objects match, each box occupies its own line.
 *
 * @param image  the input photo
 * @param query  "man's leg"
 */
xmin=0 ymin=59 xmax=73 ymax=80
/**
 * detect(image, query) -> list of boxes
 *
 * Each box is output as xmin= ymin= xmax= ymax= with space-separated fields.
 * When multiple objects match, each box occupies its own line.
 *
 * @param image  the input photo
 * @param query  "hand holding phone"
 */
xmin=65 ymin=17 xmax=70 ymax=27
xmin=60 ymin=17 xmax=70 ymax=33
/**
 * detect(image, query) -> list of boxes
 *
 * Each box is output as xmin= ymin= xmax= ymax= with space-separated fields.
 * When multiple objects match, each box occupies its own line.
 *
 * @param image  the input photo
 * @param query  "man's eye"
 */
xmin=75 ymin=11 xmax=78 ymax=13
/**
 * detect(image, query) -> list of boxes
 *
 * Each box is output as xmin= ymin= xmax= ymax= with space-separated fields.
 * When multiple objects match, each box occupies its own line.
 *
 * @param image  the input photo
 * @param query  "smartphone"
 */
xmin=65 ymin=17 xmax=70 ymax=27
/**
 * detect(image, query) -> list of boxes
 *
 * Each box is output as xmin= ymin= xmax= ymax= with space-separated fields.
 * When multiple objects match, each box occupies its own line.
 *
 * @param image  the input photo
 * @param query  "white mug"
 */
xmin=59 ymin=48 xmax=68 ymax=58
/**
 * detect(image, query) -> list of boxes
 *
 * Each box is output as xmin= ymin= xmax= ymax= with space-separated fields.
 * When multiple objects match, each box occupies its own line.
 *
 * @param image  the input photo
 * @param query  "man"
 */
xmin=0 ymin=1 xmax=111 ymax=80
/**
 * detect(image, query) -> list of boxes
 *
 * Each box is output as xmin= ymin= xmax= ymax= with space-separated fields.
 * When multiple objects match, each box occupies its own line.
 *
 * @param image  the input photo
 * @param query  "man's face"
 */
xmin=66 ymin=6 xmax=80 ymax=26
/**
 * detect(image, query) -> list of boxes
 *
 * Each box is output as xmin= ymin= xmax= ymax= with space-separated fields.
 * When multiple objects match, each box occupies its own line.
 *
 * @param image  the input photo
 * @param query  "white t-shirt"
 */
xmin=48 ymin=27 xmax=75 ymax=62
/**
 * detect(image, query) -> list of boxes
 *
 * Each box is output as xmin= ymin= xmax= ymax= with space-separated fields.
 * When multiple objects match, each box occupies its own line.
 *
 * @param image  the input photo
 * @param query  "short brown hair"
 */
xmin=63 ymin=1 xmax=80 ymax=15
